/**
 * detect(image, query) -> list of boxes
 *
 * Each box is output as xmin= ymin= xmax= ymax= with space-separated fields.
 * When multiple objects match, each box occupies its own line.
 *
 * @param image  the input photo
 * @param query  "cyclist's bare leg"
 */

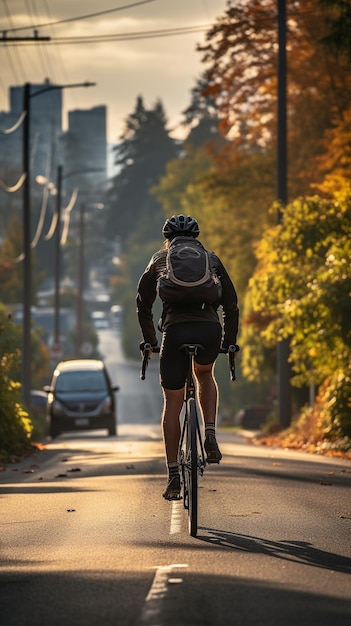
xmin=162 ymin=387 xmax=184 ymax=463
xmin=162 ymin=388 xmax=183 ymax=499
xmin=194 ymin=362 xmax=222 ymax=463
xmin=193 ymin=362 xmax=218 ymax=425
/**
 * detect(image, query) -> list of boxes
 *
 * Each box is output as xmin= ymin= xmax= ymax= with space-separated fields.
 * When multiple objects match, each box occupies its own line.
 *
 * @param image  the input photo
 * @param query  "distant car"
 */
xmin=30 ymin=390 xmax=48 ymax=417
xmin=93 ymin=318 xmax=110 ymax=330
xmin=44 ymin=359 xmax=119 ymax=438
xmin=91 ymin=311 xmax=109 ymax=330
xmin=234 ymin=405 xmax=270 ymax=430
xmin=110 ymin=304 xmax=123 ymax=328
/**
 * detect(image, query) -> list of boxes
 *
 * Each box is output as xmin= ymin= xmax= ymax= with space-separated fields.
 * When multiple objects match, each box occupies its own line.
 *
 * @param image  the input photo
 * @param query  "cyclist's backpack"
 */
xmin=157 ymin=237 xmax=222 ymax=305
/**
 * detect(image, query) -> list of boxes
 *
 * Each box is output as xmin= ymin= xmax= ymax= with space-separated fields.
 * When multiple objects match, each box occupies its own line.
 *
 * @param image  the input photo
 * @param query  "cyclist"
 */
xmin=136 ymin=214 xmax=239 ymax=500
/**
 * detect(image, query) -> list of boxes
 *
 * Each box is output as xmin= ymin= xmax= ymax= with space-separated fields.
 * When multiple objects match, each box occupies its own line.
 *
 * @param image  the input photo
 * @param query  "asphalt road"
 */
xmin=1 ymin=329 xmax=350 ymax=626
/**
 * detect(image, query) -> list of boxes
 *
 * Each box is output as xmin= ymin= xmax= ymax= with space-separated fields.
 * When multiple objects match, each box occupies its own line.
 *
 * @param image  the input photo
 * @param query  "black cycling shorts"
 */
xmin=159 ymin=321 xmax=222 ymax=390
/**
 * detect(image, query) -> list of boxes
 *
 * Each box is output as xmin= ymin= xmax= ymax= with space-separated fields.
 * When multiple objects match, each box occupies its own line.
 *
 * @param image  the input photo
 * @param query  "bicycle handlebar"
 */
xmin=219 ymin=344 xmax=240 ymax=381
xmin=140 ymin=343 xmax=239 ymax=381
xmin=140 ymin=343 xmax=160 ymax=380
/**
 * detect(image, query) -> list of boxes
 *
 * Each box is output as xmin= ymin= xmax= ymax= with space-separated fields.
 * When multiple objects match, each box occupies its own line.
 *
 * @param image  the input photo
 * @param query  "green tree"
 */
xmin=0 ymin=214 xmax=42 ymax=304
xmin=0 ymin=304 xmax=50 ymax=389
xmin=0 ymin=215 xmax=25 ymax=303
xmin=152 ymin=143 xmax=213 ymax=216
xmin=106 ymin=97 xmax=179 ymax=248
xmin=0 ymin=315 xmax=33 ymax=461
xmin=181 ymin=73 xmax=223 ymax=148
xmin=154 ymin=143 xmax=276 ymax=298
xmin=242 ymin=190 xmax=351 ymax=437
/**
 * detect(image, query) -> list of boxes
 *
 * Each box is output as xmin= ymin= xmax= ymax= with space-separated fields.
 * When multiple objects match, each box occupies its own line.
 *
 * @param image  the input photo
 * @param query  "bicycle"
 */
xmin=140 ymin=342 xmax=239 ymax=537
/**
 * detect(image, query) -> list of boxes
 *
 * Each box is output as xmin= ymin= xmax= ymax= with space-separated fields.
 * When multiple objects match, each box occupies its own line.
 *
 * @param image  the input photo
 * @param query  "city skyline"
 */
xmin=0 ymin=0 xmax=229 ymax=144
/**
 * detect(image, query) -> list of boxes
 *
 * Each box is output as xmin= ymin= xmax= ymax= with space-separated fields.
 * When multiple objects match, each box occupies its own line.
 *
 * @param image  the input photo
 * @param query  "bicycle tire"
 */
xmin=188 ymin=397 xmax=199 ymax=537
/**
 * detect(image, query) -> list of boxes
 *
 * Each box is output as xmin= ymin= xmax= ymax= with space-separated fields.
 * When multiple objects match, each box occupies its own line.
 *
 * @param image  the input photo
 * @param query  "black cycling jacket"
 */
xmin=136 ymin=243 xmax=239 ymax=347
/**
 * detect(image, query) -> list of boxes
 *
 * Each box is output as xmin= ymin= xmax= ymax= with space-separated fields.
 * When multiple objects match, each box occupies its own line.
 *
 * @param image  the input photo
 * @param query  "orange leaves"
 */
xmin=198 ymin=0 xmax=351 ymax=197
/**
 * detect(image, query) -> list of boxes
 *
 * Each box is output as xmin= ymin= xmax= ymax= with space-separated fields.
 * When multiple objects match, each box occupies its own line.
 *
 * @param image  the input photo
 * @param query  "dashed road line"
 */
xmin=170 ymin=499 xmax=183 ymax=534
xmin=141 ymin=564 xmax=188 ymax=626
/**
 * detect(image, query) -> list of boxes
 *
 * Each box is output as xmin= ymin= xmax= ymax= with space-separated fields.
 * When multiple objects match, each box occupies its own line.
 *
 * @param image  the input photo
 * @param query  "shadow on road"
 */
xmin=197 ymin=527 xmax=351 ymax=574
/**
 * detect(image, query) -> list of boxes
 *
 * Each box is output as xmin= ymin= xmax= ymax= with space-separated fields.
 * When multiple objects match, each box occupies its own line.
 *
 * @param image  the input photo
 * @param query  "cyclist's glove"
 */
xmin=139 ymin=341 xmax=158 ymax=354
xmin=221 ymin=342 xmax=240 ymax=354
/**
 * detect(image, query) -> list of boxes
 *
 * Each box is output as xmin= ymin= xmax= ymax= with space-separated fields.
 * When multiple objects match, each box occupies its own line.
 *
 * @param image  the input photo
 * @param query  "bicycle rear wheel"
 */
xmin=187 ymin=397 xmax=199 ymax=537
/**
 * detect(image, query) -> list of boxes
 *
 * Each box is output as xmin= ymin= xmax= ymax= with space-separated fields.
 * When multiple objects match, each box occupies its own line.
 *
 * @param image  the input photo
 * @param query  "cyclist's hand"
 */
xmin=232 ymin=345 xmax=239 ymax=359
xmin=139 ymin=341 xmax=157 ymax=359
xmin=221 ymin=342 xmax=240 ymax=357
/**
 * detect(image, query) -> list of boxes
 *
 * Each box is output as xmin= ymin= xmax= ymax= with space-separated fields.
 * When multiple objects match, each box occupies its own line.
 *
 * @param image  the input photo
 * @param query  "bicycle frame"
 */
xmin=178 ymin=344 xmax=206 ymax=537
xmin=140 ymin=340 xmax=239 ymax=537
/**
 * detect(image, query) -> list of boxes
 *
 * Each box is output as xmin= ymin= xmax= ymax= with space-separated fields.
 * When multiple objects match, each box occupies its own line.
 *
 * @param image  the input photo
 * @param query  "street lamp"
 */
xmin=35 ymin=175 xmax=57 ymax=196
xmin=35 ymin=166 xmax=106 ymax=362
xmin=35 ymin=169 xmax=62 ymax=354
xmin=57 ymin=167 xmax=105 ymax=359
xmin=35 ymin=170 xmax=62 ymax=359
xmin=22 ymin=81 xmax=96 ymax=406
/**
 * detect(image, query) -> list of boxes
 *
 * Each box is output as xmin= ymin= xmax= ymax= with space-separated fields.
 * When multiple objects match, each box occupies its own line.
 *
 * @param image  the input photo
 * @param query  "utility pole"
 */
xmin=21 ymin=81 xmax=96 ymax=405
xmin=52 ymin=167 xmax=105 ymax=361
xmin=76 ymin=203 xmax=85 ymax=358
xmin=22 ymin=83 xmax=31 ymax=408
xmin=277 ymin=0 xmax=291 ymax=428
xmin=54 ymin=165 xmax=62 ymax=347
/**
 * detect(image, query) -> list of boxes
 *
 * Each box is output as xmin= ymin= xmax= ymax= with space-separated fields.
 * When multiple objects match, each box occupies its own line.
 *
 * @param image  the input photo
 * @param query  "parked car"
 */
xmin=233 ymin=405 xmax=271 ymax=430
xmin=110 ymin=304 xmax=123 ymax=328
xmin=44 ymin=359 xmax=119 ymax=438
xmin=91 ymin=311 xmax=109 ymax=330
xmin=30 ymin=390 xmax=48 ymax=417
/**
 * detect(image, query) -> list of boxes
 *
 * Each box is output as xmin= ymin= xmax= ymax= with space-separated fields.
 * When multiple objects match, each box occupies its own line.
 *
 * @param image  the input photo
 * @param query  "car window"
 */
xmin=55 ymin=370 xmax=108 ymax=392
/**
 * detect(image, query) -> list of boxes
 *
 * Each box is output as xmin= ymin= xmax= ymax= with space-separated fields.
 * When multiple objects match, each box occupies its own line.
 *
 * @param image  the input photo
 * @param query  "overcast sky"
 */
xmin=1 ymin=0 xmax=229 ymax=143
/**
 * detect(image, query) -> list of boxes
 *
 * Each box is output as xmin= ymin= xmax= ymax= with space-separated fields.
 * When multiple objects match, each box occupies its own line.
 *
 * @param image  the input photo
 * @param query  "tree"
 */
xmin=0 ymin=215 xmax=24 ymax=303
xmin=315 ymin=104 xmax=351 ymax=194
xmin=0 ymin=304 xmax=50 ymax=389
xmin=106 ymin=97 xmax=179 ymax=247
xmin=242 ymin=190 xmax=351 ymax=437
xmin=0 ymin=314 xmax=33 ymax=461
xmin=154 ymin=142 xmax=276 ymax=298
xmin=198 ymin=0 xmax=351 ymax=198
xmin=152 ymin=143 xmax=213 ymax=216
xmin=318 ymin=0 xmax=351 ymax=59
xmin=181 ymin=73 xmax=223 ymax=148
xmin=0 ymin=214 xmax=43 ymax=304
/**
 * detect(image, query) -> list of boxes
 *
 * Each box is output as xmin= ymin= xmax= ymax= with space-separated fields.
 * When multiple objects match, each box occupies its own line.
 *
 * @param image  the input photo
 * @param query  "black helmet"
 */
xmin=162 ymin=214 xmax=200 ymax=239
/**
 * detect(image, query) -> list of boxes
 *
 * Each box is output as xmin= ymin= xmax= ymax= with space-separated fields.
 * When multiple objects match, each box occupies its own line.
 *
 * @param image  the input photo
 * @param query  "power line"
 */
xmin=3 ymin=0 xmax=156 ymax=33
xmin=41 ymin=0 xmax=71 ymax=87
xmin=55 ymin=24 xmax=210 ymax=42
xmin=0 ymin=110 xmax=26 ymax=134
xmin=1 ymin=0 xmax=26 ymax=81
xmin=4 ymin=24 xmax=212 ymax=46
xmin=24 ymin=0 xmax=54 ymax=79
xmin=0 ymin=172 xmax=26 ymax=192
xmin=31 ymin=143 xmax=54 ymax=248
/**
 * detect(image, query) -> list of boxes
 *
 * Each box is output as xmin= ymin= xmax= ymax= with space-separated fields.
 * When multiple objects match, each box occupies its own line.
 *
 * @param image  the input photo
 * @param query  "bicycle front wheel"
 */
xmin=188 ymin=397 xmax=199 ymax=537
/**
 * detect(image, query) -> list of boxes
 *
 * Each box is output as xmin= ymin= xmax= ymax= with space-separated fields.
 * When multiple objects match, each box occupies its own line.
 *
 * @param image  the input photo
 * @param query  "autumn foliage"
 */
xmin=154 ymin=0 xmax=351 ymax=449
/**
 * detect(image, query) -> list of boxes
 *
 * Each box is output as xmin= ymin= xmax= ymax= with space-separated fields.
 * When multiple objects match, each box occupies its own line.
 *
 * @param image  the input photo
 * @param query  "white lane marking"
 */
xmin=170 ymin=500 xmax=183 ymax=534
xmin=141 ymin=564 xmax=188 ymax=626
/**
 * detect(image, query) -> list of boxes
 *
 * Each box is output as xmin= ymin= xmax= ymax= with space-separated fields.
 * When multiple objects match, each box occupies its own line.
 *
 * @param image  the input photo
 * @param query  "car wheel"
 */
xmin=50 ymin=424 xmax=60 ymax=438
xmin=108 ymin=422 xmax=116 ymax=437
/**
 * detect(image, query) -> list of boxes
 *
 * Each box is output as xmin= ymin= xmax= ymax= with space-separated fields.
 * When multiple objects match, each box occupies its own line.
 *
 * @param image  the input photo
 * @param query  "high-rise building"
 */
xmin=62 ymin=105 xmax=107 ymax=193
xmin=8 ymin=79 xmax=63 ymax=181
